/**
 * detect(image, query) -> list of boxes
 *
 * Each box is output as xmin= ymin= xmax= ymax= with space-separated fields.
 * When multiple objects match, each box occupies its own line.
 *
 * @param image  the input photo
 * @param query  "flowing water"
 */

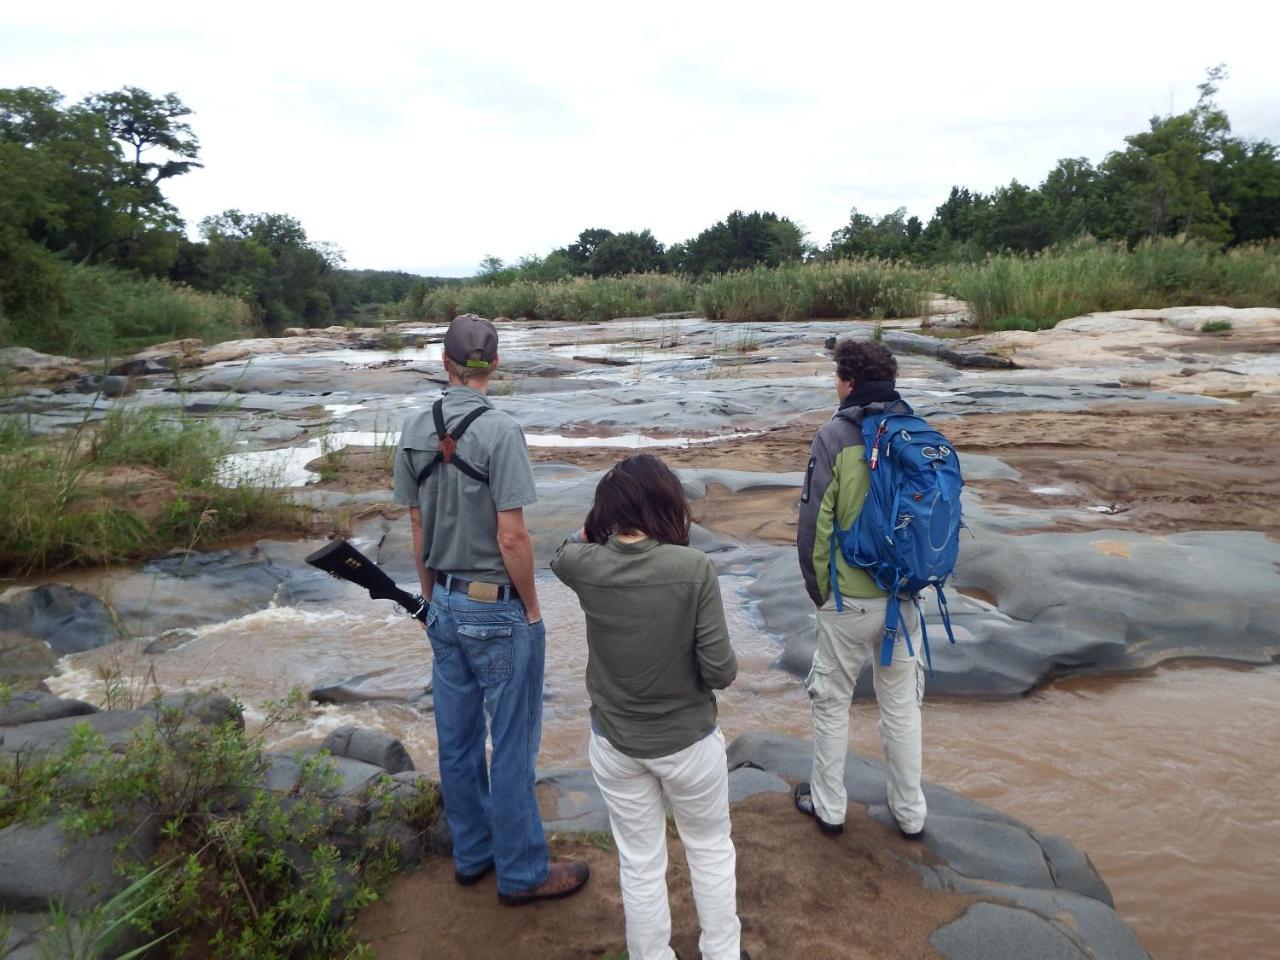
xmin=48 ymin=577 xmax=1280 ymax=960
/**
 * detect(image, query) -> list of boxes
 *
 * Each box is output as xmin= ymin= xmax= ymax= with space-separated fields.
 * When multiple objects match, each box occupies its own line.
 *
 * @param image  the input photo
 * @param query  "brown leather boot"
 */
xmin=498 ymin=861 xmax=591 ymax=906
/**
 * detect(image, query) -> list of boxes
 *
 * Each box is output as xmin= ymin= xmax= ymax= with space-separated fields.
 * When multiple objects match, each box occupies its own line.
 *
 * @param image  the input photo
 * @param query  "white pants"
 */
xmin=806 ymin=596 xmax=927 ymax=833
xmin=589 ymin=728 xmax=741 ymax=960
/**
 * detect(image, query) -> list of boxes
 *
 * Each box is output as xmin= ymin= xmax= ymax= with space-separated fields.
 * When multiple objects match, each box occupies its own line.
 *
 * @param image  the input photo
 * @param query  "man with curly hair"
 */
xmin=793 ymin=338 xmax=928 ymax=841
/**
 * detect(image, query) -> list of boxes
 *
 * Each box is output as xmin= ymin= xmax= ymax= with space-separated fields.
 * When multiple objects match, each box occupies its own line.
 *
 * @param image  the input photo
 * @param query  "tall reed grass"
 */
xmin=0 ymin=407 xmax=298 ymax=574
xmin=1 ymin=263 xmax=256 ymax=357
xmin=421 ymin=274 xmax=695 ymax=323
xmin=945 ymin=238 xmax=1280 ymax=330
xmin=697 ymin=260 xmax=931 ymax=322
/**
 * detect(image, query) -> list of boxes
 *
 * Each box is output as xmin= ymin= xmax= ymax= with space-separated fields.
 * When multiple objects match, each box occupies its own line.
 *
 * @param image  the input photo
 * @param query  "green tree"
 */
xmin=982 ymin=181 xmax=1055 ymax=253
xmin=1216 ymin=138 xmax=1280 ymax=243
xmin=566 ymin=228 xmax=615 ymax=267
xmin=195 ymin=210 xmax=340 ymax=330
xmin=587 ymin=229 xmax=665 ymax=276
xmin=1102 ymin=66 xmax=1233 ymax=243
xmin=828 ymin=206 xmax=916 ymax=260
xmin=680 ymin=210 xmax=805 ymax=275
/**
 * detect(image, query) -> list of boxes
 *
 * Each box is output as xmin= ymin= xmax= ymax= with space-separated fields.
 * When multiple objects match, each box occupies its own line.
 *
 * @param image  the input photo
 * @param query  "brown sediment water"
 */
xmin=48 ymin=578 xmax=1279 ymax=960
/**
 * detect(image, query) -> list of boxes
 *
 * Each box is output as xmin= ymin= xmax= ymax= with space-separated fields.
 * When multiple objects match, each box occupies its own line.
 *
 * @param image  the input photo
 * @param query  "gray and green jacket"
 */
xmin=797 ymin=381 xmax=907 ymax=607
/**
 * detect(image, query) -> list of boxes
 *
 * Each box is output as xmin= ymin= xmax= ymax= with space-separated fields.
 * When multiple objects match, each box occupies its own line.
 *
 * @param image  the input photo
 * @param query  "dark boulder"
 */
xmin=321 ymin=725 xmax=415 ymax=774
xmin=0 ymin=585 xmax=119 ymax=656
xmin=0 ymin=691 xmax=96 ymax=727
xmin=0 ymin=816 xmax=158 ymax=913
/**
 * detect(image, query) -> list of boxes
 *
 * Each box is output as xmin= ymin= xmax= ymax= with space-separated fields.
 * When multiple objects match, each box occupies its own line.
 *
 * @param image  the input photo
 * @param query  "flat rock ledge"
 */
xmin=0 ymin=698 xmax=443 ymax=960
xmin=537 ymin=731 xmax=1150 ymax=960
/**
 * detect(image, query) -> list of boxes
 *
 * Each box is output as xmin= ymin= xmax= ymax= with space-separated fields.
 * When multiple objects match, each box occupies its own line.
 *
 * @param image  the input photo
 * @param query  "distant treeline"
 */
xmin=437 ymin=67 xmax=1278 ymax=294
xmin=2 ymin=68 xmax=1278 ymax=355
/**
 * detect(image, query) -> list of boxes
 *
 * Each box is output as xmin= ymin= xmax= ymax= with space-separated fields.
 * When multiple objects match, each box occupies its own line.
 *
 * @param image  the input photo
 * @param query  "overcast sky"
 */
xmin=4 ymin=0 xmax=1278 ymax=276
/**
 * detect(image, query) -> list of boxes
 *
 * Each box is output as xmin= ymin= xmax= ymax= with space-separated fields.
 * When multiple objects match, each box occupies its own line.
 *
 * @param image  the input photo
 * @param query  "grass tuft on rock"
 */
xmin=0 ymin=407 xmax=302 ymax=575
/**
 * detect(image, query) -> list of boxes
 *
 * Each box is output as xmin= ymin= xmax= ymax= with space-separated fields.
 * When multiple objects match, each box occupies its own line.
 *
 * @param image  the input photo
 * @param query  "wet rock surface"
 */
xmin=532 ymin=731 xmax=1149 ymax=960
xmin=0 ymin=584 xmax=119 ymax=657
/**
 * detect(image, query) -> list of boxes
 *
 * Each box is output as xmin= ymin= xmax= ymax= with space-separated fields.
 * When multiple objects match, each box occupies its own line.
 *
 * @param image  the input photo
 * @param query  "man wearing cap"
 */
xmin=393 ymin=313 xmax=590 ymax=906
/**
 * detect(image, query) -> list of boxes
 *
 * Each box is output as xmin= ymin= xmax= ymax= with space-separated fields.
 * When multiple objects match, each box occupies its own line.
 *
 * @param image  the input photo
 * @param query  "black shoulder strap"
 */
xmin=450 ymin=405 xmax=489 ymax=441
xmin=414 ymin=400 xmax=491 ymax=485
xmin=432 ymin=398 xmax=447 ymax=439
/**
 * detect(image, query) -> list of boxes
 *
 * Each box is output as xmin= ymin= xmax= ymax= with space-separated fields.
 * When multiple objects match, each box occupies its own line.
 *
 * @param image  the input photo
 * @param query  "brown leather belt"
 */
xmin=435 ymin=572 xmax=520 ymax=604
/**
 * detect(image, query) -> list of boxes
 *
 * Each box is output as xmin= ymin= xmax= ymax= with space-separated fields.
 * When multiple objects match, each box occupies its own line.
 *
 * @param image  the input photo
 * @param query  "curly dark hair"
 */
xmin=835 ymin=339 xmax=897 ymax=383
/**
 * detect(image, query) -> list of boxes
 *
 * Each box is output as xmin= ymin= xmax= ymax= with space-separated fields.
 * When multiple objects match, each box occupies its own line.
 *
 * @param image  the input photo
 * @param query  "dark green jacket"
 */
xmin=551 ymin=535 xmax=737 ymax=759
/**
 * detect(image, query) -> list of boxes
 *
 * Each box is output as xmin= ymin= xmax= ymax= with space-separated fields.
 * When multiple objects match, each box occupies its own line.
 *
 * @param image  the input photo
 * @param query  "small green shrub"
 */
xmin=0 ymin=699 xmax=439 ymax=959
xmin=1201 ymin=319 xmax=1233 ymax=332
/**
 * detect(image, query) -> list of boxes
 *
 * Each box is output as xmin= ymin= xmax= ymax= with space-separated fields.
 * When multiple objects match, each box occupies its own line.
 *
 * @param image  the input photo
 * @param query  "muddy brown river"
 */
xmin=48 ymin=577 xmax=1280 ymax=960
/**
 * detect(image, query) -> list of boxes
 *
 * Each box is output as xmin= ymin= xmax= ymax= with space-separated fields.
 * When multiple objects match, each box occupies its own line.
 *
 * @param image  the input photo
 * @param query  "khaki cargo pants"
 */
xmin=806 ymin=596 xmax=927 ymax=833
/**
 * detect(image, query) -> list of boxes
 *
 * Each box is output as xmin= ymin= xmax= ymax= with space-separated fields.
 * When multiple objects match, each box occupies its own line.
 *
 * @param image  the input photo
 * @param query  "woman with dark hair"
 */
xmin=552 ymin=454 xmax=744 ymax=960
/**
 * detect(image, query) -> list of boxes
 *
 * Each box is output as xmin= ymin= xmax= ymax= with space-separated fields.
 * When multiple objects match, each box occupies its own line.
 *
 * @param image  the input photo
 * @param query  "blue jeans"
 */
xmin=426 ymin=584 xmax=549 ymax=894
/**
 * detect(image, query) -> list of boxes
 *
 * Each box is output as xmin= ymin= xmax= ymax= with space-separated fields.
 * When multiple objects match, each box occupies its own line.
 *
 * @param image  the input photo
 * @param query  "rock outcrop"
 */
xmin=536 ymin=731 xmax=1151 ymax=960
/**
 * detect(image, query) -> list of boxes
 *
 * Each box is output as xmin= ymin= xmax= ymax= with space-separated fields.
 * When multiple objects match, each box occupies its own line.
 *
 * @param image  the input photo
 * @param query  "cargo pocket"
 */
xmin=804 ymin=652 xmax=835 ymax=703
xmin=456 ymin=622 xmax=515 ymax=687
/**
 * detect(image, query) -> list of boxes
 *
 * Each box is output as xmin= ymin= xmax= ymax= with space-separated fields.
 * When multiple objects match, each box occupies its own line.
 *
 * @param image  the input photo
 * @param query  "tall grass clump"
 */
xmin=697 ymin=260 xmax=931 ymax=322
xmin=1 ymin=263 xmax=256 ymax=358
xmin=0 ymin=408 xmax=299 ymax=574
xmin=420 ymin=273 xmax=695 ymax=323
xmin=947 ymin=238 xmax=1280 ymax=330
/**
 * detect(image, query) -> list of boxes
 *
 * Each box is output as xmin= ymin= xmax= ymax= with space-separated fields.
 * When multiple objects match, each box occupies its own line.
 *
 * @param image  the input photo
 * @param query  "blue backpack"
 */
xmin=829 ymin=400 xmax=964 ymax=672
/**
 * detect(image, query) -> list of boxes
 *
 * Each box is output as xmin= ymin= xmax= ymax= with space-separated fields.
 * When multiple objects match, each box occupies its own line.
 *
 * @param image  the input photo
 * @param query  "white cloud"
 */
xmin=3 ymin=0 xmax=1278 ymax=274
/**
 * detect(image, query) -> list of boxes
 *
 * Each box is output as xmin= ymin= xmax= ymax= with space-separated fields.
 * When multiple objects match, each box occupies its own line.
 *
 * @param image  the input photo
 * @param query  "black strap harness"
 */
xmin=411 ymin=399 xmax=490 ymax=484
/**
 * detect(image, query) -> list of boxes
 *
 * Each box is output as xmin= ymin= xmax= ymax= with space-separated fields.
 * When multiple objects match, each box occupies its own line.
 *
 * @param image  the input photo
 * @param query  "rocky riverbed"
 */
xmin=2 ymin=302 xmax=1278 ymax=958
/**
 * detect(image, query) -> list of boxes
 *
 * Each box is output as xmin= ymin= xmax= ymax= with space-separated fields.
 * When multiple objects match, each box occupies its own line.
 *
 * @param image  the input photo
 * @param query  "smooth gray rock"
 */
xmin=755 ymin=522 xmax=1280 ymax=696
xmin=881 ymin=331 xmax=1019 ymax=369
xmin=309 ymin=667 xmax=432 ymax=705
xmin=726 ymin=767 xmax=790 ymax=803
xmin=0 ymin=632 xmax=56 ymax=688
xmin=143 ymin=628 xmax=199 ymax=654
xmin=262 ymin=753 xmax=306 ymax=793
xmin=914 ymin=814 xmax=1053 ymax=890
xmin=321 ymin=726 xmax=414 ymax=774
xmin=930 ymin=869 xmax=1149 ymax=960
xmin=0 ymin=691 xmax=96 ymax=727
xmin=931 ymin=903 xmax=1088 ymax=960
xmin=75 ymin=374 xmax=133 ymax=398
xmin=0 ymin=585 xmax=118 ymax=656
xmin=1033 ymin=830 xmax=1115 ymax=907
xmin=0 ymin=709 xmax=151 ymax=758
xmin=2 ymin=695 xmax=242 ymax=758
xmin=0 ymin=817 xmax=157 ymax=913
xmin=154 ymin=691 xmax=243 ymax=729
xmin=726 ymin=730 xmax=1021 ymax=827
xmin=0 ymin=911 xmax=51 ymax=957
xmin=537 ymin=768 xmax=611 ymax=833
xmin=316 ymin=756 xmax=388 ymax=798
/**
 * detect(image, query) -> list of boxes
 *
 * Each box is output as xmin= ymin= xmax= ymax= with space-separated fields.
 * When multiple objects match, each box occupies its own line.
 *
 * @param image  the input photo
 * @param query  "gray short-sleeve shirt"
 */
xmin=392 ymin=385 xmax=537 ymax=583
